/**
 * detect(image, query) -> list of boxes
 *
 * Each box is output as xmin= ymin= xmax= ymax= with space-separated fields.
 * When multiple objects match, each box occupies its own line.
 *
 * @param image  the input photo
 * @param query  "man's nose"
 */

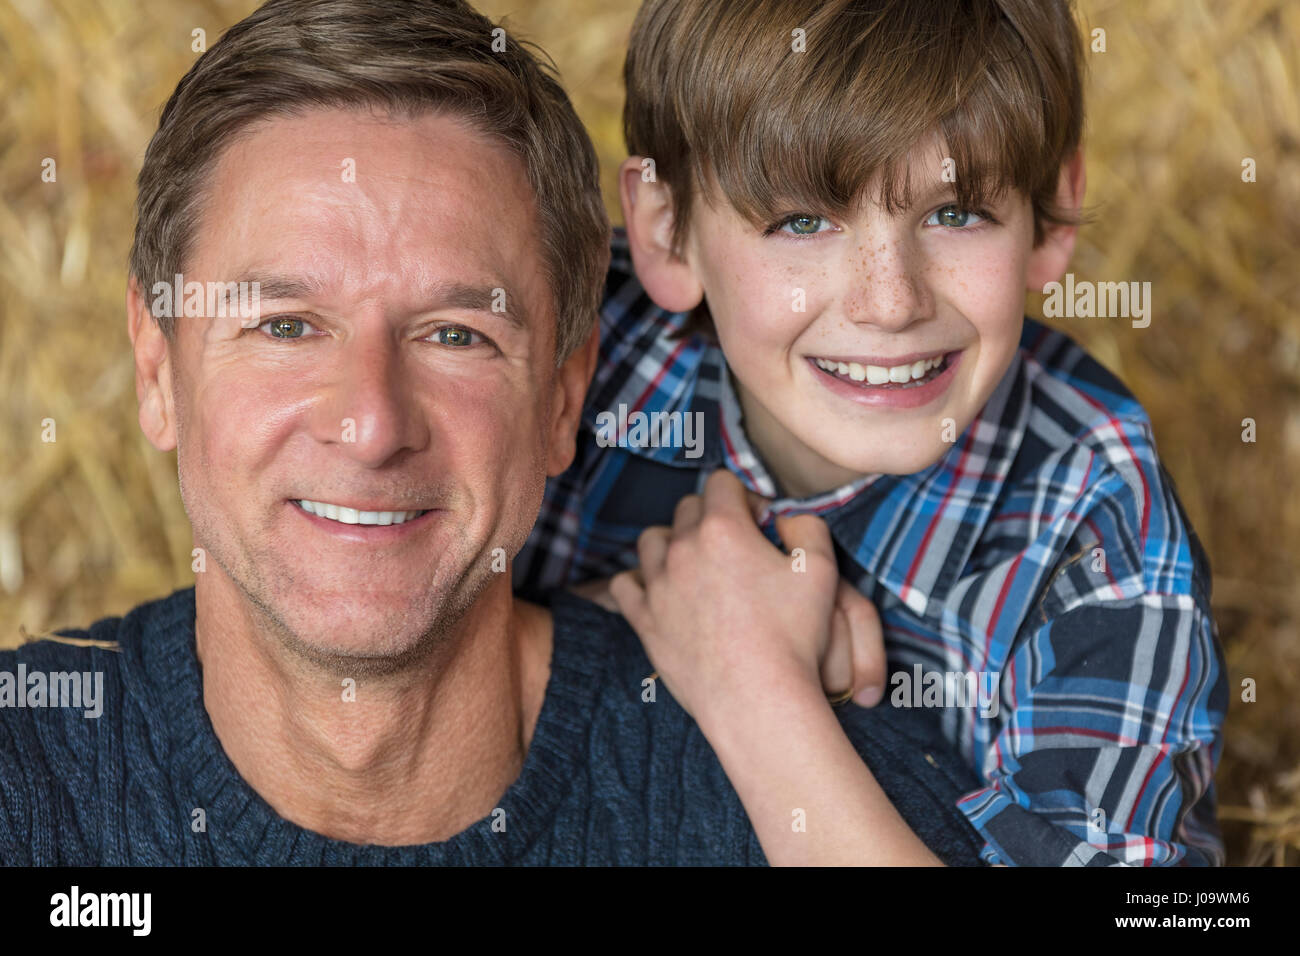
xmin=313 ymin=334 xmax=430 ymax=467
xmin=842 ymin=238 xmax=933 ymax=332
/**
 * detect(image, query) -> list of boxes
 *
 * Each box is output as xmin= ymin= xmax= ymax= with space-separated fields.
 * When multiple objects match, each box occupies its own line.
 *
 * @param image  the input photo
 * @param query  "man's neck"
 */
xmin=194 ymin=574 xmax=553 ymax=846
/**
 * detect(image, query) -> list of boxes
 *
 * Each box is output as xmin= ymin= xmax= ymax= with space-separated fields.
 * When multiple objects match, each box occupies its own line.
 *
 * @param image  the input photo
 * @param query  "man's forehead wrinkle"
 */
xmin=194 ymin=110 xmax=545 ymax=330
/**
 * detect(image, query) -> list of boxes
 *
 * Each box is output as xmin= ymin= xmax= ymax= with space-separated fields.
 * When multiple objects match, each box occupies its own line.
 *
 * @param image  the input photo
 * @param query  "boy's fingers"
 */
xmin=701 ymin=469 xmax=759 ymax=524
xmin=672 ymin=494 xmax=704 ymax=535
xmin=635 ymin=525 xmax=671 ymax=581
xmin=773 ymin=511 xmax=835 ymax=563
xmin=836 ymin=581 xmax=886 ymax=707
xmin=568 ymin=576 xmax=621 ymax=613
xmin=609 ymin=569 xmax=653 ymax=637
xmin=821 ymin=604 xmax=855 ymax=698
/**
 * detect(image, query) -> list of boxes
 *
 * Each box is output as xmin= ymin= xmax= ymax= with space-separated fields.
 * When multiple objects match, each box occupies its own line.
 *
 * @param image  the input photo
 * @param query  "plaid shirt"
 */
xmin=516 ymin=231 xmax=1228 ymax=866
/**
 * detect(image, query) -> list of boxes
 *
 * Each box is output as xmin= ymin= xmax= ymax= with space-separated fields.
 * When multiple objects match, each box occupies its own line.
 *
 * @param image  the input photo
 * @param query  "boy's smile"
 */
xmin=623 ymin=136 xmax=1083 ymax=499
xmin=806 ymin=350 xmax=962 ymax=409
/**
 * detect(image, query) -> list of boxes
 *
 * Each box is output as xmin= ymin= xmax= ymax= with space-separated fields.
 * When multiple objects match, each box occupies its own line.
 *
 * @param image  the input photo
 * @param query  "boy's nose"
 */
xmin=843 ymin=239 xmax=932 ymax=331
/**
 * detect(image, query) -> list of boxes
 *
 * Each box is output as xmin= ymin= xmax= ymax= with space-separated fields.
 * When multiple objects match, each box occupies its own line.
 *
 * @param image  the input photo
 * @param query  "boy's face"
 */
xmin=624 ymin=136 xmax=1081 ymax=497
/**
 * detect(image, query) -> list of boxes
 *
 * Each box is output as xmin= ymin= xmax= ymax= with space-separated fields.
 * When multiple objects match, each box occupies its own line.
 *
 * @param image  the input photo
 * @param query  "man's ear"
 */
xmin=1025 ymin=149 xmax=1087 ymax=292
xmin=619 ymin=156 xmax=704 ymax=313
xmin=545 ymin=322 xmax=600 ymax=477
xmin=126 ymin=276 xmax=178 ymax=452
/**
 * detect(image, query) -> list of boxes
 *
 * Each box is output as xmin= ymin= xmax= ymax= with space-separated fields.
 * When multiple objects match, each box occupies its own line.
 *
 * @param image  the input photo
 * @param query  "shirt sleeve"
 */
xmin=954 ymin=461 xmax=1229 ymax=866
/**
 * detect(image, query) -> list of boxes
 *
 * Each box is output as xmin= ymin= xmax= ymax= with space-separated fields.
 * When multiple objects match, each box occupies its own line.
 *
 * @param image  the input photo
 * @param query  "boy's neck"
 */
xmin=732 ymin=373 xmax=872 ymax=500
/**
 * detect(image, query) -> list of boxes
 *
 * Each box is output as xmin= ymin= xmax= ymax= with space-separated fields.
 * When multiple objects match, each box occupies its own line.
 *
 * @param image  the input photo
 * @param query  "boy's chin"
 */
xmin=814 ymin=430 xmax=957 ymax=479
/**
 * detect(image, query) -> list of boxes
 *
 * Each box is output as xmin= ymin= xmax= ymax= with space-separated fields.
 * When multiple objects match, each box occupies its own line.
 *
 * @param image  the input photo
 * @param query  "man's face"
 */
xmin=148 ymin=108 xmax=574 ymax=666
xmin=680 ymin=137 xmax=1045 ymax=495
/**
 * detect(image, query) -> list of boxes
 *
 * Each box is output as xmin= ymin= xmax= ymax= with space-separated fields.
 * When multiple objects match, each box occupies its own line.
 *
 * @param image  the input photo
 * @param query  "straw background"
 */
xmin=1 ymin=0 xmax=1297 ymax=865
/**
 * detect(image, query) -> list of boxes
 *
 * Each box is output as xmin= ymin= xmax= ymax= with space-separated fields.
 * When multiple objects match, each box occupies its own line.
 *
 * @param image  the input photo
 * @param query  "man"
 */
xmin=0 ymin=0 xmax=984 ymax=865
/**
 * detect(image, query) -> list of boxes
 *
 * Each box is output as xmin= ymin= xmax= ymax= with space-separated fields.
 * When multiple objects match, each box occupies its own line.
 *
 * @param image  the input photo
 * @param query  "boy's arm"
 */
xmin=957 ymin=462 xmax=1227 ymax=867
xmin=691 ymin=670 xmax=945 ymax=866
xmin=610 ymin=470 xmax=945 ymax=866
xmin=959 ymin=586 xmax=1225 ymax=865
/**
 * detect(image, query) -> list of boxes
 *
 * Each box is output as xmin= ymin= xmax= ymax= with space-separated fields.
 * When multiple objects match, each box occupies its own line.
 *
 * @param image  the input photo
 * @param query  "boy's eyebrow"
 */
xmin=232 ymin=272 xmax=528 ymax=328
xmin=901 ymin=182 xmax=961 ymax=209
xmin=768 ymin=180 xmax=970 ymax=217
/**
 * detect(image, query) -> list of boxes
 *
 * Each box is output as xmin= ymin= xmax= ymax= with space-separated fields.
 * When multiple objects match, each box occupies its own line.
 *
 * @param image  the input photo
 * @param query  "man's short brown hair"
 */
xmin=130 ymin=0 xmax=609 ymax=362
xmin=624 ymin=0 xmax=1085 ymax=253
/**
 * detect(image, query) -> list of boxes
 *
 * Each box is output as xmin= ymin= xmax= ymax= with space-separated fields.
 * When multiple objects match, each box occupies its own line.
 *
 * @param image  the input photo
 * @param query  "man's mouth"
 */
xmin=292 ymin=498 xmax=432 ymax=526
xmin=809 ymin=351 xmax=954 ymax=389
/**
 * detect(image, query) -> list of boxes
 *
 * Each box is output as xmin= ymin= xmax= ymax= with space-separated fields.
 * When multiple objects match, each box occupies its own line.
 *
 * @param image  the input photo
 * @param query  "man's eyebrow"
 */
xmin=233 ymin=272 xmax=327 ymax=302
xmin=434 ymin=282 xmax=528 ymax=329
xmin=232 ymin=273 xmax=528 ymax=328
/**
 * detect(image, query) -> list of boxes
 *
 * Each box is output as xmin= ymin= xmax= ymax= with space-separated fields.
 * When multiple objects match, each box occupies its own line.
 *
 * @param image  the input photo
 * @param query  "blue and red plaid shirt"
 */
xmin=515 ymin=231 xmax=1228 ymax=866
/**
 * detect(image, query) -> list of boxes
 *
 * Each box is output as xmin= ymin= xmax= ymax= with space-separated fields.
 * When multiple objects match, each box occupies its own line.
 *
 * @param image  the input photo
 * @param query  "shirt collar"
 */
xmin=580 ymin=304 xmax=727 ymax=469
xmin=716 ymin=357 xmax=1030 ymax=616
xmin=822 ymin=357 xmax=1032 ymax=617
xmin=716 ymin=363 xmax=881 ymax=507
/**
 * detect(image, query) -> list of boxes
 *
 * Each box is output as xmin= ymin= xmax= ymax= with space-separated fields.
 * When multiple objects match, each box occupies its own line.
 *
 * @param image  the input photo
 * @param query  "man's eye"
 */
xmin=926 ymin=205 xmax=987 ymax=229
xmin=435 ymin=326 xmax=479 ymax=347
xmin=260 ymin=316 xmax=314 ymax=339
xmin=770 ymin=214 xmax=834 ymax=237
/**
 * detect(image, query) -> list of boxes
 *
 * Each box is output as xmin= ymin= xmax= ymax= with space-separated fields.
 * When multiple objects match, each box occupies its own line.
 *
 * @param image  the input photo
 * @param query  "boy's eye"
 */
xmin=927 ymin=205 xmax=987 ymax=229
xmin=435 ymin=326 xmax=479 ymax=347
xmin=770 ymin=214 xmax=834 ymax=237
xmin=260 ymin=316 xmax=315 ymax=339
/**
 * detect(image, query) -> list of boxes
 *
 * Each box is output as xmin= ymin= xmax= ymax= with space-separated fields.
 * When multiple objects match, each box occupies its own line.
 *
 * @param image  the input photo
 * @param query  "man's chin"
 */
xmin=252 ymin=588 xmax=462 ymax=676
xmin=276 ymin=607 xmax=448 ymax=674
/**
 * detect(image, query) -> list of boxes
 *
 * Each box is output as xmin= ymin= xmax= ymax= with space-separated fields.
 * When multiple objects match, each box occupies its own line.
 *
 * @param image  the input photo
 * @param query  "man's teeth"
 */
xmin=295 ymin=499 xmax=427 ymax=525
xmin=814 ymin=355 xmax=945 ymax=384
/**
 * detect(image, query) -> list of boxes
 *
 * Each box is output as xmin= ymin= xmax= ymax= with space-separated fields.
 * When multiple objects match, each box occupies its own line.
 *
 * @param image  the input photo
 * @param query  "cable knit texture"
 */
xmin=0 ymin=588 xmax=986 ymax=865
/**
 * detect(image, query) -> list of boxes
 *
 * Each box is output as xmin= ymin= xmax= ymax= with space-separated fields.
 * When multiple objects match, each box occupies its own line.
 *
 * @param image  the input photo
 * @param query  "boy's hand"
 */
xmin=567 ymin=577 xmax=622 ymax=614
xmin=572 ymin=571 xmax=881 ymax=701
xmin=608 ymin=470 xmax=884 ymax=727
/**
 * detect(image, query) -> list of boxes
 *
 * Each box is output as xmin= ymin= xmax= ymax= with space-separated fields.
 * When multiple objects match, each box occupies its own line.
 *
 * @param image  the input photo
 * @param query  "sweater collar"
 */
xmin=124 ymin=586 xmax=603 ymax=864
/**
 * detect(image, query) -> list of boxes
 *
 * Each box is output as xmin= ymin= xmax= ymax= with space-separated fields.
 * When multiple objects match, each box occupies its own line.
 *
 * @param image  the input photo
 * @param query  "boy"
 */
xmin=515 ymin=0 xmax=1227 ymax=865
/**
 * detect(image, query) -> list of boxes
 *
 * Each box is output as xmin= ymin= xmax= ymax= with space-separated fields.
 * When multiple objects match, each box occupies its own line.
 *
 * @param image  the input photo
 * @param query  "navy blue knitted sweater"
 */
xmin=0 ymin=588 xmax=985 ymax=865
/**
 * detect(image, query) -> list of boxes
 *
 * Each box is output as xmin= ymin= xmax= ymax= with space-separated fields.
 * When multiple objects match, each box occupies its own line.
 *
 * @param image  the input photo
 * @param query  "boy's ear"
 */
xmin=126 ymin=276 xmax=179 ymax=452
xmin=618 ymin=156 xmax=704 ymax=313
xmin=1025 ymin=149 xmax=1087 ymax=292
xmin=546 ymin=321 xmax=600 ymax=477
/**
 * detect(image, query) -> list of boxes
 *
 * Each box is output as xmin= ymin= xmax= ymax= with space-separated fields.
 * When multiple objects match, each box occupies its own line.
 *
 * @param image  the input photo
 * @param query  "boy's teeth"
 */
xmin=815 ymin=355 xmax=944 ymax=384
xmin=296 ymin=499 xmax=426 ymax=525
